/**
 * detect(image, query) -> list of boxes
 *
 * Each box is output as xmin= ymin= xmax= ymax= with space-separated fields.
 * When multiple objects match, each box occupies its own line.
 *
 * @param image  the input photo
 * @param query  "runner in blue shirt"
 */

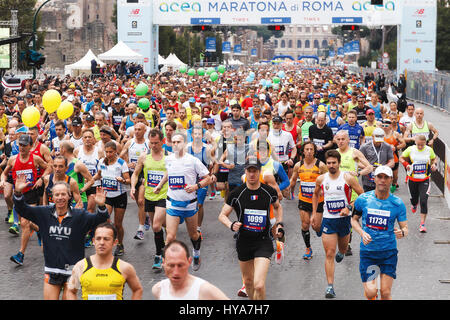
xmin=337 ymin=110 xmax=364 ymax=149
xmin=352 ymin=165 xmax=408 ymax=300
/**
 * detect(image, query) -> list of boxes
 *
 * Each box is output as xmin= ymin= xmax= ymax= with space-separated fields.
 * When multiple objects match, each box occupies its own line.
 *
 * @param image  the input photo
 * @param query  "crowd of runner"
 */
xmin=0 ymin=64 xmax=439 ymax=300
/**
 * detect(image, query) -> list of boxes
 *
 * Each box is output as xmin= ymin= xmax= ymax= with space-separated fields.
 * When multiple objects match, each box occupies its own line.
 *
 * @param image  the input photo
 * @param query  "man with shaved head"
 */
xmin=403 ymin=107 xmax=439 ymax=147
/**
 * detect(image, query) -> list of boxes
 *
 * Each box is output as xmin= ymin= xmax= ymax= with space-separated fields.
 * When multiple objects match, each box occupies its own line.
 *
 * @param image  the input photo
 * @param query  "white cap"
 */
xmin=372 ymin=127 xmax=385 ymax=142
xmin=121 ymin=94 xmax=128 ymax=98
xmin=114 ymin=98 xmax=121 ymax=104
xmin=200 ymin=94 xmax=206 ymax=98
xmin=259 ymin=94 xmax=266 ymax=100
xmin=374 ymin=165 xmax=393 ymax=177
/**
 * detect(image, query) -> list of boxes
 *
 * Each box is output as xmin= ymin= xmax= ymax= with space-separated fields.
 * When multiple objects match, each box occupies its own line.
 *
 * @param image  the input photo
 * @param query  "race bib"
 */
xmin=325 ymin=196 xmax=346 ymax=215
xmin=16 ymin=169 xmax=34 ymax=183
xmin=349 ymin=140 xmax=357 ymax=148
xmin=88 ymin=294 xmax=117 ymax=300
xmin=169 ymin=175 xmax=186 ymax=190
xmin=147 ymin=170 xmax=164 ymax=187
xmin=88 ymin=168 xmax=97 ymax=176
xmin=102 ymin=177 xmax=118 ymax=191
xmin=300 ymin=181 xmax=315 ymax=199
xmin=113 ymin=116 xmax=122 ymax=126
xmin=243 ymin=209 xmax=267 ymax=232
xmin=313 ymin=138 xmax=325 ymax=147
xmin=413 ymin=161 xmax=427 ymax=175
xmin=366 ymin=208 xmax=390 ymax=231
xmin=275 ymin=145 xmax=285 ymax=156
xmin=219 ymin=166 xmax=229 ymax=173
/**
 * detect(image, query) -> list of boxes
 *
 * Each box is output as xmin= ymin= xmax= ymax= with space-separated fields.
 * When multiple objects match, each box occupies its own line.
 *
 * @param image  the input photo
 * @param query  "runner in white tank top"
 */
xmin=78 ymin=145 xmax=101 ymax=187
xmin=322 ymin=171 xmax=352 ymax=219
xmin=159 ymin=276 xmax=205 ymax=300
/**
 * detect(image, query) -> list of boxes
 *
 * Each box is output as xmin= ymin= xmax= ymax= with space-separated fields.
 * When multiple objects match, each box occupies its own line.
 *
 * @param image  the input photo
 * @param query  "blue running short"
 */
xmin=320 ymin=216 xmax=352 ymax=237
xmin=359 ymin=249 xmax=398 ymax=282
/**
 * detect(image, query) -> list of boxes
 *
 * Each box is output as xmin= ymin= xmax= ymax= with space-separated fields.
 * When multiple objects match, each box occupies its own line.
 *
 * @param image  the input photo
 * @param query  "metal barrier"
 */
xmin=406 ymin=71 xmax=450 ymax=112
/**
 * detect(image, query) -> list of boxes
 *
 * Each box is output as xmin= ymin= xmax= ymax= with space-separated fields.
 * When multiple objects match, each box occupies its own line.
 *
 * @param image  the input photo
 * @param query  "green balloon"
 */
xmin=197 ymin=68 xmax=205 ymax=76
xmin=218 ymin=65 xmax=226 ymax=74
xmin=135 ymin=82 xmax=149 ymax=96
xmin=138 ymin=98 xmax=150 ymax=110
xmin=179 ymin=65 xmax=187 ymax=74
xmin=272 ymin=76 xmax=281 ymax=84
xmin=206 ymin=67 xmax=215 ymax=75
xmin=187 ymin=68 xmax=196 ymax=76
xmin=210 ymin=72 xmax=219 ymax=82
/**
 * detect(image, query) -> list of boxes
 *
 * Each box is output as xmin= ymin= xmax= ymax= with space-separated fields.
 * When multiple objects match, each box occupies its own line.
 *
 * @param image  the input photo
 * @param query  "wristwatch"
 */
xmin=196 ymin=182 xmax=202 ymax=190
xmin=346 ymin=204 xmax=353 ymax=211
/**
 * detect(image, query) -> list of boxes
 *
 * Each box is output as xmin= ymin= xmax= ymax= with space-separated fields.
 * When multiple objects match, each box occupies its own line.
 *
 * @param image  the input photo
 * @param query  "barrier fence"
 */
xmin=406 ymin=71 xmax=450 ymax=112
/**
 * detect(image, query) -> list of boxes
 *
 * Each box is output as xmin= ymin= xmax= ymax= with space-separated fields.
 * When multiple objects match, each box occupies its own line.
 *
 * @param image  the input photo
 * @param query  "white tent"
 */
xmin=98 ymin=41 xmax=143 ymax=62
xmin=227 ymin=58 xmax=244 ymax=66
xmin=158 ymin=55 xmax=167 ymax=65
xmin=64 ymin=49 xmax=105 ymax=76
xmin=163 ymin=53 xmax=186 ymax=67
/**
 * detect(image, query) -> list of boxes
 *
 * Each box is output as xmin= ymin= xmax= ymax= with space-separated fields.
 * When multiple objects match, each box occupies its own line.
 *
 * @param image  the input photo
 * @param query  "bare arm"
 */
xmin=121 ymin=261 xmax=143 ymax=300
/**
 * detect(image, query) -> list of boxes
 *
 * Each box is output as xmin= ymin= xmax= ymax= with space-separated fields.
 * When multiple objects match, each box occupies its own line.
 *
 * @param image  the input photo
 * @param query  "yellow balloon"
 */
xmin=42 ymin=89 xmax=62 ymax=114
xmin=57 ymin=101 xmax=74 ymax=120
xmin=22 ymin=106 xmax=41 ymax=128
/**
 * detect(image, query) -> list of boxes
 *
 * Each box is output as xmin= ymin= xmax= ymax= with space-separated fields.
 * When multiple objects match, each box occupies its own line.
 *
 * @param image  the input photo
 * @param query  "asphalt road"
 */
xmin=0 ymin=102 xmax=449 ymax=300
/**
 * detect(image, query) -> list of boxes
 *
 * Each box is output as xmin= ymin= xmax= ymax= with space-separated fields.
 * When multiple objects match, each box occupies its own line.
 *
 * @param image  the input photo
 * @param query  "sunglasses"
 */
xmin=330 ymin=109 xmax=337 ymax=112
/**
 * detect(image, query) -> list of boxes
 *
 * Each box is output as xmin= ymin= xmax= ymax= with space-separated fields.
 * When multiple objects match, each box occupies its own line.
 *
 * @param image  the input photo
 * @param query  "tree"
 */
xmin=0 ymin=0 xmax=45 ymax=70
xmin=436 ymin=0 xmax=450 ymax=70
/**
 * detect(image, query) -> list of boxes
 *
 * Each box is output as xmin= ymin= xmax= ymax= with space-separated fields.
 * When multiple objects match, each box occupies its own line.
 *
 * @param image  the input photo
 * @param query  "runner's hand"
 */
xmin=394 ymin=227 xmax=404 ymax=239
xmin=361 ymin=231 xmax=372 ymax=245
xmin=154 ymin=185 xmax=161 ymax=194
xmin=15 ymin=174 xmax=32 ymax=193
xmin=340 ymin=207 xmax=350 ymax=216
xmin=185 ymin=184 xmax=197 ymax=193
xmin=32 ymin=177 xmax=43 ymax=189
xmin=431 ymin=164 xmax=437 ymax=172
xmin=231 ymin=221 xmax=242 ymax=232
xmin=94 ymin=186 xmax=106 ymax=207
xmin=130 ymin=188 xmax=136 ymax=200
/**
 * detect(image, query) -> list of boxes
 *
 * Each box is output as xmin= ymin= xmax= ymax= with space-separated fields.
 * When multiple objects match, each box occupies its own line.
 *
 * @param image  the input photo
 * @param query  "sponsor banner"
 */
xmin=337 ymin=47 xmax=344 ymax=57
xmin=329 ymin=50 xmax=335 ymax=58
xmin=222 ymin=41 xmax=231 ymax=53
xmin=344 ymin=42 xmax=351 ymax=56
xmin=117 ymin=0 xmax=156 ymax=74
xmin=398 ymin=0 xmax=436 ymax=74
xmin=350 ymin=40 xmax=360 ymax=54
xmin=234 ymin=44 xmax=242 ymax=54
xmin=251 ymin=48 xmax=257 ymax=57
xmin=205 ymin=37 xmax=216 ymax=52
xmin=432 ymin=137 xmax=446 ymax=195
xmin=153 ymin=0 xmax=403 ymax=26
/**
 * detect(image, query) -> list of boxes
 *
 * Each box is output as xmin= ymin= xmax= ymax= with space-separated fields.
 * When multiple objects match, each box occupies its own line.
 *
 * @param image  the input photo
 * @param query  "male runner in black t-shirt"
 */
xmin=219 ymin=158 xmax=283 ymax=300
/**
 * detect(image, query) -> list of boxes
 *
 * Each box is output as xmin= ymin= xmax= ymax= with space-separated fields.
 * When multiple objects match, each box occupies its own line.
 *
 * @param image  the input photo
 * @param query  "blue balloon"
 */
xmin=246 ymin=76 xmax=253 ymax=82
xmin=277 ymin=71 xmax=285 ymax=79
xmin=265 ymin=80 xmax=272 ymax=87
xmin=249 ymin=71 xmax=255 ymax=78
xmin=259 ymin=79 xmax=266 ymax=86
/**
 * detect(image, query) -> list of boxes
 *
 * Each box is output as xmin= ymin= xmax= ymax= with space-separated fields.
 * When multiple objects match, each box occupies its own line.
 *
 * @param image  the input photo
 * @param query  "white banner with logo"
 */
xmin=398 ymin=0 xmax=436 ymax=74
xmin=152 ymin=0 xmax=403 ymax=26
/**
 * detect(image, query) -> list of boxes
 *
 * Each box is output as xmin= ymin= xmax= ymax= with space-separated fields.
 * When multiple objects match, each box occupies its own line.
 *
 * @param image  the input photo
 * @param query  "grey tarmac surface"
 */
xmin=0 ymin=102 xmax=449 ymax=300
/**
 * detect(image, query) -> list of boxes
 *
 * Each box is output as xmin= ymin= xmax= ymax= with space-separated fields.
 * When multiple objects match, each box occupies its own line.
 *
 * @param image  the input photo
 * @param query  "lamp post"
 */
xmin=32 ymin=0 xmax=51 ymax=79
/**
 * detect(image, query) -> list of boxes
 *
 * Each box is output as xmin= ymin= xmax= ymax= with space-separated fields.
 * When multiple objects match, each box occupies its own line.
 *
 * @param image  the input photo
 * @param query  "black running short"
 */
xmin=236 ymin=237 xmax=274 ymax=262
xmin=23 ymin=189 xmax=40 ymax=206
xmin=45 ymin=273 xmax=70 ymax=286
xmin=86 ymin=187 xmax=97 ymax=196
xmin=298 ymin=200 xmax=323 ymax=213
xmin=145 ymin=199 xmax=166 ymax=212
xmin=105 ymin=193 xmax=128 ymax=209
xmin=216 ymin=171 xmax=229 ymax=183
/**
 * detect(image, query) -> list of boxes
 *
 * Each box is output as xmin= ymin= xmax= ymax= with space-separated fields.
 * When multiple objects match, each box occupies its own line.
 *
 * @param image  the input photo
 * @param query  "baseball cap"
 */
xmin=18 ymin=134 xmax=32 ymax=146
xmin=366 ymin=109 xmax=375 ymax=115
xmin=328 ymin=93 xmax=336 ymax=98
xmin=121 ymin=94 xmax=128 ymax=99
xmin=259 ymin=94 xmax=266 ymax=100
xmin=211 ymin=99 xmax=218 ymax=104
xmin=86 ymin=115 xmax=95 ymax=122
xmin=374 ymin=165 xmax=393 ymax=178
xmin=245 ymin=157 xmax=261 ymax=170
xmin=202 ymin=118 xmax=208 ymax=122
xmin=16 ymin=126 xmax=29 ymax=134
xmin=272 ymin=115 xmax=283 ymax=123
xmin=200 ymin=94 xmax=206 ymax=99
xmin=206 ymin=118 xmax=215 ymax=125
xmin=317 ymin=105 xmax=326 ymax=113
xmin=114 ymin=98 xmax=121 ymax=104
xmin=372 ymin=127 xmax=385 ymax=142
xmin=71 ymin=117 xmax=82 ymax=126
xmin=188 ymin=97 xmax=196 ymax=103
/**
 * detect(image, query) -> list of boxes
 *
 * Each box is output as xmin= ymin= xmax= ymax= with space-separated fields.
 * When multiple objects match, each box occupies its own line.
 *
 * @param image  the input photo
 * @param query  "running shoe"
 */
xmin=345 ymin=245 xmax=353 ymax=256
xmin=9 ymin=224 xmax=19 ymax=236
xmin=325 ymin=285 xmax=336 ymax=299
xmin=8 ymin=211 xmax=14 ymax=224
xmin=303 ymin=247 xmax=313 ymax=260
xmin=209 ymin=192 xmax=216 ymax=200
xmin=192 ymin=256 xmax=201 ymax=271
xmin=152 ymin=255 xmax=163 ymax=272
xmin=144 ymin=216 xmax=150 ymax=231
xmin=275 ymin=240 xmax=285 ymax=265
xmin=237 ymin=285 xmax=248 ymax=298
xmin=335 ymin=251 xmax=345 ymax=263
xmin=114 ymin=244 xmax=125 ymax=256
xmin=10 ymin=251 xmax=24 ymax=266
xmin=419 ymin=224 xmax=427 ymax=233
xmin=134 ymin=230 xmax=144 ymax=240
xmin=411 ymin=205 xmax=418 ymax=214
